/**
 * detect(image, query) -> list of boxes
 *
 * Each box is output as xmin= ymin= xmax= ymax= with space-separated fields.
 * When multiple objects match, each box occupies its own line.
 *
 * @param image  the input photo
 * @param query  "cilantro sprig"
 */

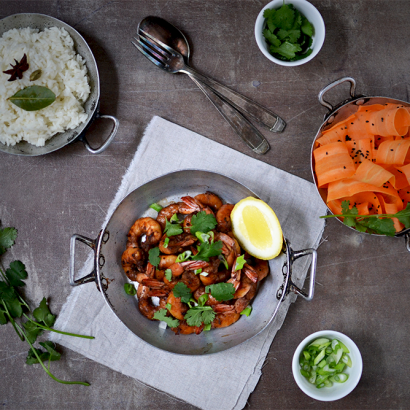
xmin=190 ymin=211 xmax=217 ymax=234
xmin=184 ymin=292 xmax=215 ymax=327
xmin=164 ymin=214 xmax=183 ymax=237
xmin=0 ymin=225 xmax=94 ymax=385
xmin=153 ymin=309 xmax=179 ymax=328
xmin=320 ymin=201 xmax=410 ymax=236
xmin=192 ymin=240 xmax=223 ymax=261
xmin=263 ymin=4 xmax=314 ymax=61
xmin=205 ymin=283 xmax=235 ymax=302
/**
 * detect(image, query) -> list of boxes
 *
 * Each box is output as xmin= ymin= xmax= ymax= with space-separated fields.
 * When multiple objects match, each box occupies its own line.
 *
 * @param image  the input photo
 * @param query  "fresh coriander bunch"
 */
xmin=320 ymin=200 xmax=410 ymax=236
xmin=0 ymin=225 xmax=94 ymax=385
xmin=263 ymin=2 xmax=314 ymax=61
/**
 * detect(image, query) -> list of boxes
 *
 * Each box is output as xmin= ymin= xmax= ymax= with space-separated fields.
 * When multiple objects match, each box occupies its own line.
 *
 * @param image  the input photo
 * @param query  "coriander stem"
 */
xmin=0 ymin=266 xmax=8 ymax=283
xmin=22 ymin=314 xmax=94 ymax=339
xmin=13 ymin=321 xmax=90 ymax=386
xmin=1 ymin=300 xmax=24 ymax=341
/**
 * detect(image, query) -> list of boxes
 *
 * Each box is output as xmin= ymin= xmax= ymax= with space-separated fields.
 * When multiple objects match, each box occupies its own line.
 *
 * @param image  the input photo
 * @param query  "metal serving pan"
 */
xmin=68 ymin=170 xmax=317 ymax=355
xmin=0 ymin=13 xmax=119 ymax=155
xmin=311 ymin=77 xmax=410 ymax=251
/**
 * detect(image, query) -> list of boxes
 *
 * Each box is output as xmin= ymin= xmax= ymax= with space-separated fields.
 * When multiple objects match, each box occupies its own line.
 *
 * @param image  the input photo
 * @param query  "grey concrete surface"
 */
xmin=1 ymin=1 xmax=409 ymax=409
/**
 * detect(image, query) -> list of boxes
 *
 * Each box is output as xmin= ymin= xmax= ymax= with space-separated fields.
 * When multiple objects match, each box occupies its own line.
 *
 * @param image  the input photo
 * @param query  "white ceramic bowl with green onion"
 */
xmin=292 ymin=330 xmax=363 ymax=401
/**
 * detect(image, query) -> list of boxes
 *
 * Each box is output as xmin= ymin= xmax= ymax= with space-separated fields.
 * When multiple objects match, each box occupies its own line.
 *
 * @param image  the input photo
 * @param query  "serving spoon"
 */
xmin=133 ymin=16 xmax=286 ymax=153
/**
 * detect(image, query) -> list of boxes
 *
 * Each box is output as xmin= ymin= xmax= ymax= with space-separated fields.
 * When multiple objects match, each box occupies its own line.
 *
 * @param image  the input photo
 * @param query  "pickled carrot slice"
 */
xmin=375 ymin=139 xmax=410 ymax=165
xmin=327 ymin=179 xmax=400 ymax=203
xmin=313 ymin=142 xmax=356 ymax=187
xmin=352 ymin=158 xmax=395 ymax=187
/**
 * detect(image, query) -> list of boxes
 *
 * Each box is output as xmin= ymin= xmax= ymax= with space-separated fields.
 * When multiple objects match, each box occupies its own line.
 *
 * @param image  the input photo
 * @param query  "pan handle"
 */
xmin=318 ymin=77 xmax=357 ymax=112
xmin=69 ymin=234 xmax=97 ymax=286
xmin=288 ymin=247 xmax=317 ymax=301
xmin=82 ymin=113 xmax=119 ymax=154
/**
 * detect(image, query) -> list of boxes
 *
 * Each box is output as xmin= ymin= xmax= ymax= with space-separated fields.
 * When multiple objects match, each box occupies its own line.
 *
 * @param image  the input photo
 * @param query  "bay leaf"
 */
xmin=8 ymin=85 xmax=56 ymax=111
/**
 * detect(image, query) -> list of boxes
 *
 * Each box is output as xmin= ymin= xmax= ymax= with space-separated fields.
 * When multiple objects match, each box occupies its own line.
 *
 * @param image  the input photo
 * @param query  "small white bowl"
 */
xmin=255 ymin=0 xmax=325 ymax=66
xmin=292 ymin=330 xmax=363 ymax=401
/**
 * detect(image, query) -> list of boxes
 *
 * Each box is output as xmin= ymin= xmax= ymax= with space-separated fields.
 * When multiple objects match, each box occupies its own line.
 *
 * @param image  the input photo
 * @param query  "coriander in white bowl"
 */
xmin=255 ymin=0 xmax=325 ymax=66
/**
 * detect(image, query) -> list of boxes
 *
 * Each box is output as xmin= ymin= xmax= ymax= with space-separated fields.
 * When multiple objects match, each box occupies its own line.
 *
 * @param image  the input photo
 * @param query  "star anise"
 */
xmin=3 ymin=54 xmax=29 ymax=81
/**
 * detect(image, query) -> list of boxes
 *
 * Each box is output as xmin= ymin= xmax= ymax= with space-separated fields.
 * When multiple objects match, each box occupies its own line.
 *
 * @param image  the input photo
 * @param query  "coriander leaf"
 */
xmin=23 ymin=320 xmax=43 ymax=344
xmin=25 ymin=343 xmax=60 ymax=365
xmin=153 ymin=308 xmax=179 ymax=328
xmin=0 ymin=281 xmax=17 ymax=301
xmin=271 ymin=4 xmax=295 ymax=30
xmin=276 ymin=29 xmax=301 ymax=43
xmin=39 ymin=341 xmax=61 ymax=361
xmin=359 ymin=217 xmax=396 ymax=236
xmin=26 ymin=348 xmax=49 ymax=365
xmin=240 ymin=306 xmax=252 ymax=317
xmin=185 ymin=306 xmax=215 ymax=327
xmin=263 ymin=8 xmax=276 ymax=21
xmin=190 ymin=211 xmax=217 ymax=234
xmin=6 ymin=260 xmax=28 ymax=287
xmin=170 ymin=213 xmax=181 ymax=223
xmin=164 ymin=219 xmax=183 ymax=236
xmin=201 ymin=308 xmax=215 ymax=325
xmin=192 ymin=240 xmax=223 ymax=261
xmin=33 ymin=297 xmax=56 ymax=327
xmin=263 ymin=29 xmax=281 ymax=47
xmin=148 ymin=247 xmax=160 ymax=267
xmin=4 ymin=298 xmax=23 ymax=318
xmin=301 ymin=16 xmax=314 ymax=37
xmin=173 ymin=282 xmax=192 ymax=304
xmin=165 ymin=269 xmax=173 ymax=281
xmin=234 ymin=254 xmax=246 ymax=271
xmin=270 ymin=41 xmax=302 ymax=59
xmin=0 ymin=227 xmax=17 ymax=255
xmin=205 ymin=283 xmax=235 ymax=302
xmin=0 ymin=310 xmax=7 ymax=325
xmin=292 ymin=10 xmax=303 ymax=29
xmin=124 ymin=283 xmax=136 ymax=296
xmin=396 ymin=203 xmax=410 ymax=228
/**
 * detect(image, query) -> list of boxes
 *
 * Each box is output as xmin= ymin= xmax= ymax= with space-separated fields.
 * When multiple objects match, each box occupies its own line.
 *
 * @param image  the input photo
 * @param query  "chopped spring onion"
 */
xmin=175 ymin=250 xmax=192 ymax=263
xmin=300 ymin=337 xmax=352 ymax=388
xmin=163 ymin=237 xmax=170 ymax=248
xmin=240 ymin=305 xmax=252 ymax=317
xmin=150 ymin=203 xmax=163 ymax=212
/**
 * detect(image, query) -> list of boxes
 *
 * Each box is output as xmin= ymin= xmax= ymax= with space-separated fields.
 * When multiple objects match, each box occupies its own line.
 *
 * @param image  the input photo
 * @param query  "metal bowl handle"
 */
xmin=288 ymin=247 xmax=317 ymax=301
xmin=69 ymin=234 xmax=97 ymax=286
xmin=82 ymin=114 xmax=119 ymax=154
xmin=318 ymin=77 xmax=357 ymax=112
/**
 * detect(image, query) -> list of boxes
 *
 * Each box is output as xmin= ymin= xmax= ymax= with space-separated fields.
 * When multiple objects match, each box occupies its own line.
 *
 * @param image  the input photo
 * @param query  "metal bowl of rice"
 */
xmin=0 ymin=13 xmax=119 ymax=156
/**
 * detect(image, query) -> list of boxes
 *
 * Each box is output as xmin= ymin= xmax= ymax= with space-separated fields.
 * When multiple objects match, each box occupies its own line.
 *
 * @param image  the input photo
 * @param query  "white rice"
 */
xmin=0 ymin=27 xmax=90 ymax=146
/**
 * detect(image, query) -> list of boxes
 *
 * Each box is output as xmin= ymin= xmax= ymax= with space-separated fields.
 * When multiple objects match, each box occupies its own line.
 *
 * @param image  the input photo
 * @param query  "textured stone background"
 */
xmin=1 ymin=1 xmax=409 ymax=408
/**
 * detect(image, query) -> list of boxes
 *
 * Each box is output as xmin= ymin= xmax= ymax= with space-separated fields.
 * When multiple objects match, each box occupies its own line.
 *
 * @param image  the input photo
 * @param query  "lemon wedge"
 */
xmin=231 ymin=197 xmax=283 ymax=260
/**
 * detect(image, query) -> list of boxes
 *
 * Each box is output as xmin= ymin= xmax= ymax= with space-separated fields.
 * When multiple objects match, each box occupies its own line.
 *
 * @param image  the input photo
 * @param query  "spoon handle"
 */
xmin=189 ymin=76 xmax=269 ymax=154
xmin=182 ymin=66 xmax=286 ymax=133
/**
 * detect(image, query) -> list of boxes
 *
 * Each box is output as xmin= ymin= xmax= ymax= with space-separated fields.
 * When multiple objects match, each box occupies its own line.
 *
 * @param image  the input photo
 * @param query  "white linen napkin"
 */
xmin=50 ymin=116 xmax=327 ymax=410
